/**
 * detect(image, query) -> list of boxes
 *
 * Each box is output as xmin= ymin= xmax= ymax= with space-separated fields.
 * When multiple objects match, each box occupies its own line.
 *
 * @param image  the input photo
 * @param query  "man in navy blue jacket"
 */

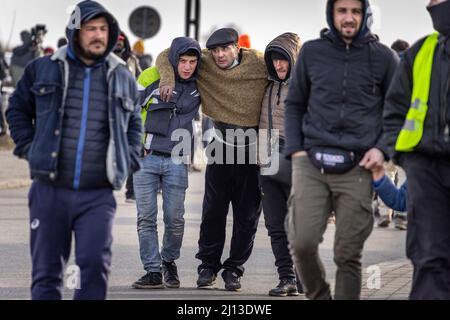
xmin=132 ymin=37 xmax=201 ymax=290
xmin=6 ymin=0 xmax=142 ymax=300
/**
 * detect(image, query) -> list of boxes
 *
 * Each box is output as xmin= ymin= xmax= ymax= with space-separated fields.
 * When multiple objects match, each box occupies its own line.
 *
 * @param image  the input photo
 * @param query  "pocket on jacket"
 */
xmin=360 ymin=83 xmax=381 ymax=97
xmin=116 ymin=96 xmax=134 ymax=129
xmin=118 ymin=96 xmax=135 ymax=112
xmin=30 ymin=83 xmax=59 ymax=116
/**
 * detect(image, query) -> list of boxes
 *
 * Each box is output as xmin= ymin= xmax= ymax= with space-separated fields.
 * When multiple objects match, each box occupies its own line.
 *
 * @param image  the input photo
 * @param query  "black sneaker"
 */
xmin=269 ymin=278 xmax=299 ymax=297
xmin=132 ymin=272 xmax=164 ymax=289
xmin=162 ymin=261 xmax=180 ymax=288
xmin=222 ymin=269 xmax=241 ymax=291
xmin=197 ymin=268 xmax=216 ymax=289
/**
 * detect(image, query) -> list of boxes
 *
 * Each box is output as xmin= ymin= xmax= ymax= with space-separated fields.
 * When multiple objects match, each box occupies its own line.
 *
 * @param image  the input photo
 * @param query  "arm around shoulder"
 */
xmin=155 ymin=48 xmax=175 ymax=87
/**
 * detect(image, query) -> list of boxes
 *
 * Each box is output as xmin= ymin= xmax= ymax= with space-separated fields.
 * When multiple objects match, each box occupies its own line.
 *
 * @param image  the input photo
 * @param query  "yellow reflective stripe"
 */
xmin=395 ymin=33 xmax=439 ymax=152
xmin=137 ymin=66 xmax=161 ymax=144
xmin=137 ymin=66 xmax=161 ymax=88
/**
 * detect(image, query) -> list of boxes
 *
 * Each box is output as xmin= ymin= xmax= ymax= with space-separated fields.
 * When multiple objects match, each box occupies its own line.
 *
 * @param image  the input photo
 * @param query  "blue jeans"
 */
xmin=134 ymin=155 xmax=188 ymax=272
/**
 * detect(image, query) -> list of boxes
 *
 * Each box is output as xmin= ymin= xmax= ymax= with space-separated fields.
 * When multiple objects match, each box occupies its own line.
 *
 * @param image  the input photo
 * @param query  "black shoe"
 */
xmin=132 ymin=272 xmax=164 ymax=289
xmin=222 ymin=269 xmax=241 ymax=291
xmin=162 ymin=261 xmax=180 ymax=288
xmin=197 ymin=268 xmax=217 ymax=288
xmin=269 ymin=278 xmax=299 ymax=297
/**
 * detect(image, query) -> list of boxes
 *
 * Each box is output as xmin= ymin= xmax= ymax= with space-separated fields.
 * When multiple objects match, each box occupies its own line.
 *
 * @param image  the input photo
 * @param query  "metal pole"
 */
xmin=185 ymin=0 xmax=201 ymax=40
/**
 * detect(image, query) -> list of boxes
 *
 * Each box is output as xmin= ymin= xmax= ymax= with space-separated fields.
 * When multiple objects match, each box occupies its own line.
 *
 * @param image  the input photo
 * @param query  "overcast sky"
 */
xmin=0 ymin=0 xmax=435 ymax=55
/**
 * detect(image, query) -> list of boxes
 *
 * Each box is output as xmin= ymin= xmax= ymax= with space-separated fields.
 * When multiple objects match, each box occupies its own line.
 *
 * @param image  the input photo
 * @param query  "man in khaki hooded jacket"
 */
xmin=258 ymin=32 xmax=303 ymax=297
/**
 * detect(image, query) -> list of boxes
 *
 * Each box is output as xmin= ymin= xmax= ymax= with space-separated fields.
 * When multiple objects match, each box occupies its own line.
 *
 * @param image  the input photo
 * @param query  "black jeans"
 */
xmin=196 ymin=159 xmax=262 ymax=277
xmin=125 ymin=174 xmax=134 ymax=199
xmin=260 ymin=174 xmax=296 ymax=280
xmin=401 ymin=153 xmax=450 ymax=300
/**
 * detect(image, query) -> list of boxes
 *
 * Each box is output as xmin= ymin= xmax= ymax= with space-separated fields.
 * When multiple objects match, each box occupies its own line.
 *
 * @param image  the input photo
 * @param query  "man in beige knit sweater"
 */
xmin=156 ymin=28 xmax=268 ymax=291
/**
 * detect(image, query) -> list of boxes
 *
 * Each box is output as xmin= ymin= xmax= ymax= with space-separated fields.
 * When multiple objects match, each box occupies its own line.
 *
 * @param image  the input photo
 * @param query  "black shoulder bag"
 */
xmin=144 ymin=99 xmax=177 ymax=137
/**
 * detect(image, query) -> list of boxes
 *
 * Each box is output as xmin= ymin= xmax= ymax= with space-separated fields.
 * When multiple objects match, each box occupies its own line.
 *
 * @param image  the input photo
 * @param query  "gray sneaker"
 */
xmin=394 ymin=216 xmax=407 ymax=230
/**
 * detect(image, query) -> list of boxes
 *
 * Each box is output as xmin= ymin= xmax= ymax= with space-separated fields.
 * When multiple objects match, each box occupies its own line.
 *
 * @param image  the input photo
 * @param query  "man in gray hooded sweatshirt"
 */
xmin=259 ymin=32 xmax=303 ymax=297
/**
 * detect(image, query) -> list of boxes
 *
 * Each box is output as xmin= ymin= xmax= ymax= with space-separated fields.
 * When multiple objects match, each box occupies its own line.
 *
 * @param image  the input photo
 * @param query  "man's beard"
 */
xmin=338 ymin=24 xmax=359 ymax=42
xmin=76 ymin=40 xmax=107 ymax=61
xmin=339 ymin=32 xmax=356 ymax=42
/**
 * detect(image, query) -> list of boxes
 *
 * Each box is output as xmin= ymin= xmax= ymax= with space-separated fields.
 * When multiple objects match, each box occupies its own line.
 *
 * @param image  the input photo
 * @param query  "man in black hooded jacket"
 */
xmin=284 ymin=0 xmax=398 ymax=300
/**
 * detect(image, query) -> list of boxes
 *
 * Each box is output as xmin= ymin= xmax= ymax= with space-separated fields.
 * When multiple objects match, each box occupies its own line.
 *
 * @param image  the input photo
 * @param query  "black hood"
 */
xmin=326 ymin=0 xmax=373 ymax=42
xmin=114 ymin=31 xmax=133 ymax=61
xmin=264 ymin=32 xmax=301 ymax=82
xmin=66 ymin=0 xmax=120 ymax=61
xmin=427 ymin=0 xmax=450 ymax=38
xmin=168 ymin=37 xmax=202 ymax=81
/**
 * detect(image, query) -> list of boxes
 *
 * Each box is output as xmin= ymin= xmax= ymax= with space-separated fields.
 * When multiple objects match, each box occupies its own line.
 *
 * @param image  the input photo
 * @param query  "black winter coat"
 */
xmin=284 ymin=28 xmax=398 ymax=158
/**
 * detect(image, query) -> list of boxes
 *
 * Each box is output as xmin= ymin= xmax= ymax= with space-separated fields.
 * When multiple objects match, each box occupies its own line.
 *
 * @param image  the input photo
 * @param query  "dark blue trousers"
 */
xmin=28 ymin=180 xmax=116 ymax=300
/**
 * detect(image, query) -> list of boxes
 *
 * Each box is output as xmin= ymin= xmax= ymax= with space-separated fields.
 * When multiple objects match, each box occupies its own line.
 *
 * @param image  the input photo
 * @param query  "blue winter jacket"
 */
xmin=139 ymin=37 xmax=201 ymax=155
xmin=6 ymin=0 xmax=142 ymax=190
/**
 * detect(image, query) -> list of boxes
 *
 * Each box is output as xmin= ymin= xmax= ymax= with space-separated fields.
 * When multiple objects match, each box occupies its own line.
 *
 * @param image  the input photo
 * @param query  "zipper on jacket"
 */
xmin=73 ymin=67 xmax=92 ymax=190
xmin=341 ymin=45 xmax=350 ymax=124
xmin=277 ymin=82 xmax=282 ymax=105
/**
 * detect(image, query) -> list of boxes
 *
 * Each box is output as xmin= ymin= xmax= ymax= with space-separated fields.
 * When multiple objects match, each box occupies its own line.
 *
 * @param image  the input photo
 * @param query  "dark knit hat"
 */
xmin=270 ymin=49 xmax=289 ymax=61
xmin=206 ymin=28 xmax=239 ymax=50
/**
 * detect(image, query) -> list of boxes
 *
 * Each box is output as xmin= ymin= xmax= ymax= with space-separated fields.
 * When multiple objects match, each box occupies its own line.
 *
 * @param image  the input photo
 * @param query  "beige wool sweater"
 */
xmin=156 ymin=48 xmax=268 ymax=127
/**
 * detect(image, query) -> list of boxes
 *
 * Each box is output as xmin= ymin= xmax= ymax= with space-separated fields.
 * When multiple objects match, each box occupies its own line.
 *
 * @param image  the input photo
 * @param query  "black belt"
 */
xmin=146 ymin=149 xmax=172 ymax=157
xmin=213 ymin=121 xmax=258 ymax=133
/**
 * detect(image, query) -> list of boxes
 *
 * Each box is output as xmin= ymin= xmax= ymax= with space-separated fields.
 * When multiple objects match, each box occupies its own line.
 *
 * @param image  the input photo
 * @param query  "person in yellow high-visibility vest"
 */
xmin=384 ymin=0 xmax=450 ymax=300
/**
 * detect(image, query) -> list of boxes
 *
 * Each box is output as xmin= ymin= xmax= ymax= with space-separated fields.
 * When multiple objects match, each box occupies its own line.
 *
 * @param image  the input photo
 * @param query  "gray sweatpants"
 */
xmin=286 ymin=156 xmax=374 ymax=300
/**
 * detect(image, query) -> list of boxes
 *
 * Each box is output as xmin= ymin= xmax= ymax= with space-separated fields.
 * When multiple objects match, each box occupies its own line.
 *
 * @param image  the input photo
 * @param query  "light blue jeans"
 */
xmin=134 ymin=154 xmax=188 ymax=272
